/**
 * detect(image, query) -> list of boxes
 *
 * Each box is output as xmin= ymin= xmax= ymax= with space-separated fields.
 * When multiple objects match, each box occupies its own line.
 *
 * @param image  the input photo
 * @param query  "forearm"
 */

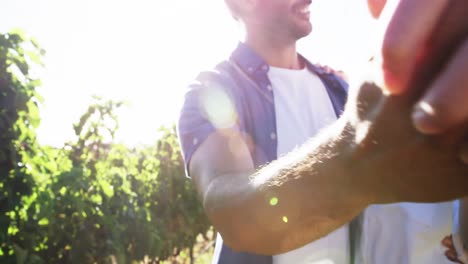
xmin=204 ymin=120 xmax=371 ymax=255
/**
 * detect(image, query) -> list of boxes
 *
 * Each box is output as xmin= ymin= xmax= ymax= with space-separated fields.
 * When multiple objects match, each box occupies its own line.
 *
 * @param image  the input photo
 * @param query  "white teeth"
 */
xmin=296 ymin=5 xmax=309 ymax=14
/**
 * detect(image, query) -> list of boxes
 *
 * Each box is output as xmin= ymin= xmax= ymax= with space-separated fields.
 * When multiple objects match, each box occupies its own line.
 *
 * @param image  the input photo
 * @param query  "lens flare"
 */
xmin=270 ymin=197 xmax=279 ymax=206
xmin=200 ymin=86 xmax=237 ymax=129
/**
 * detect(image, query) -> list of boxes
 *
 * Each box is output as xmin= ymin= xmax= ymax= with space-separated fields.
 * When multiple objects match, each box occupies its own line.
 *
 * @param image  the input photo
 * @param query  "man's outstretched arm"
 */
xmin=189 ymin=121 xmax=368 ymax=255
xmin=189 ymin=79 xmax=468 ymax=255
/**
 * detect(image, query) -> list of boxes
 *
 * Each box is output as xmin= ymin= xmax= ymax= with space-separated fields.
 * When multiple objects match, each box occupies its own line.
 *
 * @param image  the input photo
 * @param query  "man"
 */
xmin=177 ymin=0 xmax=468 ymax=263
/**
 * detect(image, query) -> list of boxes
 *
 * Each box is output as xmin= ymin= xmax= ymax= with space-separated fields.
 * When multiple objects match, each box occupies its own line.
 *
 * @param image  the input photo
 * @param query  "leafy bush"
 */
xmin=0 ymin=31 xmax=211 ymax=264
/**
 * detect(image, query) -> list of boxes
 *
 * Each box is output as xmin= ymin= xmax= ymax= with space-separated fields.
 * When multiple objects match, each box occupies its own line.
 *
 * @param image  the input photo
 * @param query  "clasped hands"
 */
xmin=358 ymin=0 xmax=468 ymax=262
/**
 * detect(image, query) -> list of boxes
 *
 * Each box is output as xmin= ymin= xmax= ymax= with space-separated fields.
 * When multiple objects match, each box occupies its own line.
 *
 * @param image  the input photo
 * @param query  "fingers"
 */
xmin=367 ymin=0 xmax=387 ymax=18
xmin=443 ymin=235 xmax=455 ymax=248
xmin=442 ymin=235 xmax=465 ymax=263
xmin=412 ymin=38 xmax=468 ymax=135
xmin=409 ymin=0 xmax=468 ymax=135
xmin=446 ymin=249 xmax=464 ymax=264
xmin=381 ymin=0 xmax=450 ymax=94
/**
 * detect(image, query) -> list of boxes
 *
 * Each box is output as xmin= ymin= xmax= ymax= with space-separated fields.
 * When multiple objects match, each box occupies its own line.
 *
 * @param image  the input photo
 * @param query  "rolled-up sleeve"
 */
xmin=177 ymin=76 xmax=240 ymax=178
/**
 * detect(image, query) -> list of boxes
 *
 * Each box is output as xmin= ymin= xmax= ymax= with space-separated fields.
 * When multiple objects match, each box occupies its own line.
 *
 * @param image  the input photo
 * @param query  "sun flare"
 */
xmin=1 ymin=0 xmax=382 ymax=147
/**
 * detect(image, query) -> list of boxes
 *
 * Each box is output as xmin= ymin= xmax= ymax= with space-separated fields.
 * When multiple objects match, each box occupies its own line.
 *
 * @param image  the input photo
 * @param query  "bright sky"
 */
xmin=1 ymin=0 xmax=381 ymax=147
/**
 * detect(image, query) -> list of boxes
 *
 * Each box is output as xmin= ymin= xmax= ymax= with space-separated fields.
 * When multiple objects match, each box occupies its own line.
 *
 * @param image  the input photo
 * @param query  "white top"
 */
xmin=268 ymin=66 xmax=348 ymax=264
xmin=359 ymin=202 xmax=455 ymax=264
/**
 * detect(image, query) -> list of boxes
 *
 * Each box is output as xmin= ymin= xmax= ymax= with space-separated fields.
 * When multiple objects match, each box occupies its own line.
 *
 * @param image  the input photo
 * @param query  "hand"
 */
xmin=367 ymin=0 xmax=387 ymax=18
xmin=342 ymin=72 xmax=468 ymax=203
xmin=316 ymin=64 xmax=348 ymax=82
xmin=367 ymin=0 xmax=468 ymax=162
xmin=382 ymin=0 xmax=468 ymax=134
xmin=343 ymin=1 xmax=468 ymax=203
xmin=442 ymin=235 xmax=465 ymax=263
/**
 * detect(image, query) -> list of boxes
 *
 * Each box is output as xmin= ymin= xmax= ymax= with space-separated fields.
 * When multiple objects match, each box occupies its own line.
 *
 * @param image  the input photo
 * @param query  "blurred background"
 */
xmin=0 ymin=0 xmax=378 ymax=263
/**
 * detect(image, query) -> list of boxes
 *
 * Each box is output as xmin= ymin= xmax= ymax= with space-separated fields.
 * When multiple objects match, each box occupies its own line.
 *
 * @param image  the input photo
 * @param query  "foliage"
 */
xmin=0 ymin=31 xmax=211 ymax=264
xmin=0 ymin=29 xmax=48 ymax=263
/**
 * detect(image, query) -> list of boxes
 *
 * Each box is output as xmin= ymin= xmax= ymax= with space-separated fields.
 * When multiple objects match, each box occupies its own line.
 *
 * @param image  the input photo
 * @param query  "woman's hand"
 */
xmin=367 ymin=0 xmax=468 ymax=161
xmin=442 ymin=235 xmax=465 ymax=263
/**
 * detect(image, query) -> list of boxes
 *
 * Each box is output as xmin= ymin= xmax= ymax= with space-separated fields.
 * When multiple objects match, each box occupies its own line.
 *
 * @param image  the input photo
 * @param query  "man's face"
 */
xmin=252 ymin=0 xmax=312 ymax=40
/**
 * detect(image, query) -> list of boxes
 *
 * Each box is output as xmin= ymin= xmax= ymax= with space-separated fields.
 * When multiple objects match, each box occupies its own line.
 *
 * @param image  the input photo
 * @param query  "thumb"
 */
xmin=367 ymin=0 xmax=387 ymax=18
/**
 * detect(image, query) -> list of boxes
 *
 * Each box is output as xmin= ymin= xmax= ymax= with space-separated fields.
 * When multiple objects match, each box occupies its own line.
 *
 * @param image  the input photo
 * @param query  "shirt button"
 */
xmin=193 ymin=137 xmax=199 ymax=145
xmin=270 ymin=132 xmax=276 ymax=140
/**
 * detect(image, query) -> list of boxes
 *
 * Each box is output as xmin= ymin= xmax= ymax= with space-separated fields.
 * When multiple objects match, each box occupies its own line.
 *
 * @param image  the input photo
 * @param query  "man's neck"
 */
xmin=244 ymin=30 xmax=303 ymax=70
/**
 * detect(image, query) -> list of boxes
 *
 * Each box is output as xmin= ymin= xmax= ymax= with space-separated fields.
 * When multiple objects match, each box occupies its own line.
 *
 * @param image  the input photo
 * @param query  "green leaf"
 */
xmin=38 ymin=218 xmax=49 ymax=226
xmin=100 ymin=180 xmax=114 ymax=198
xmin=25 ymin=50 xmax=42 ymax=65
xmin=8 ymin=28 xmax=27 ymax=40
xmin=59 ymin=186 xmax=67 ymax=196
xmin=8 ymin=225 xmax=19 ymax=235
xmin=90 ymin=194 xmax=102 ymax=205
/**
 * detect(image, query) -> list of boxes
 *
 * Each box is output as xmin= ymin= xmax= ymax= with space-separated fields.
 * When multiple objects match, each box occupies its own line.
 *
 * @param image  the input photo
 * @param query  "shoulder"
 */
xmin=331 ymin=71 xmax=349 ymax=93
xmin=179 ymin=60 xmax=243 ymax=123
xmin=181 ymin=61 xmax=245 ymax=113
xmin=312 ymin=63 xmax=349 ymax=92
xmin=302 ymin=58 xmax=348 ymax=89
xmin=191 ymin=61 xmax=239 ymax=90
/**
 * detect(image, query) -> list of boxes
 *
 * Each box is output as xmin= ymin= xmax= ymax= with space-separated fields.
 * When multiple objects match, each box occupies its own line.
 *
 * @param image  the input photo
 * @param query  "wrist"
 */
xmin=335 ymin=111 xmax=396 ymax=205
xmin=322 ymin=118 xmax=378 ymax=208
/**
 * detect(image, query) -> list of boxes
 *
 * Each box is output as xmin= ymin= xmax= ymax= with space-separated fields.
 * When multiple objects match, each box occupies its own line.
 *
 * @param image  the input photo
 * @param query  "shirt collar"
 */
xmin=300 ymin=54 xmax=327 ymax=75
xmin=230 ymin=42 xmax=326 ymax=77
xmin=230 ymin=42 xmax=269 ymax=76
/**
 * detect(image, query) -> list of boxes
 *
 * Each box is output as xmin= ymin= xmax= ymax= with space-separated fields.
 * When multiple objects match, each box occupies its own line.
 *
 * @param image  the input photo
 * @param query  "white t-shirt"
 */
xmin=268 ymin=66 xmax=349 ymax=264
xmin=359 ymin=202 xmax=454 ymax=264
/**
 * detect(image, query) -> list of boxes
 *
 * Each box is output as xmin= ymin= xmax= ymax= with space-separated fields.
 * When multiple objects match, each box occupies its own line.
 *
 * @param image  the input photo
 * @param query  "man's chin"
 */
xmin=294 ymin=26 xmax=312 ymax=40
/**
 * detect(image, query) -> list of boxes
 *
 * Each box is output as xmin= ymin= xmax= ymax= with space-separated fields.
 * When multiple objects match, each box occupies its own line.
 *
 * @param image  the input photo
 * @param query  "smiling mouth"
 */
xmin=292 ymin=1 xmax=311 ymax=18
